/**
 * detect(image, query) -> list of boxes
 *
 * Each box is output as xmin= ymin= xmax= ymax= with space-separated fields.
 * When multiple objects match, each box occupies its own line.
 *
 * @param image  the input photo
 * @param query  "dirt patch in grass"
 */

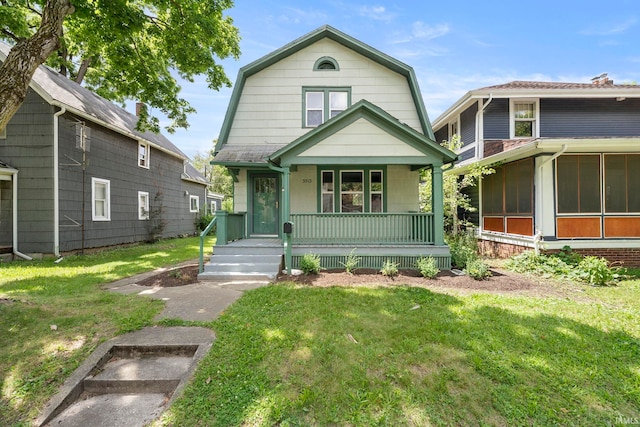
xmin=136 ymin=264 xmax=200 ymax=287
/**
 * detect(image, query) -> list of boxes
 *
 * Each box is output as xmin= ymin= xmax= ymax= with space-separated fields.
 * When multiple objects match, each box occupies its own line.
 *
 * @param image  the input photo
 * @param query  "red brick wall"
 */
xmin=479 ymin=239 xmax=640 ymax=267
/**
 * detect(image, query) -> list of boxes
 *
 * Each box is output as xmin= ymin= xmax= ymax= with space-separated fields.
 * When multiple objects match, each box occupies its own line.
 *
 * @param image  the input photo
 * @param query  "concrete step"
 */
xmin=202 ymin=262 xmax=281 ymax=275
xmin=210 ymin=254 xmax=283 ymax=264
xmin=197 ymin=271 xmax=277 ymax=282
xmin=213 ymin=245 xmax=283 ymax=256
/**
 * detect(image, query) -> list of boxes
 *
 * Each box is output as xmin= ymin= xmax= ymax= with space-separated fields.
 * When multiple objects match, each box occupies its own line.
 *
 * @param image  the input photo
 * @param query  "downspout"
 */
xmin=475 ymin=94 xmax=493 ymax=235
xmin=12 ymin=171 xmax=32 ymax=260
xmin=534 ymin=143 xmax=568 ymax=254
xmin=53 ymin=106 xmax=66 ymax=258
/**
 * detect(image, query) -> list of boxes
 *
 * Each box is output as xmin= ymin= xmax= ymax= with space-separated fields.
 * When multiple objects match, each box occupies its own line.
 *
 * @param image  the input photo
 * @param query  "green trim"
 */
xmin=302 ymin=87 xmax=352 ymax=128
xmin=313 ymin=56 xmax=340 ymax=71
xmin=270 ymin=100 xmax=456 ymax=167
xmin=215 ymin=25 xmax=436 ymax=153
xmin=228 ymin=168 xmax=240 ymax=183
xmin=316 ymin=166 xmax=387 ymax=213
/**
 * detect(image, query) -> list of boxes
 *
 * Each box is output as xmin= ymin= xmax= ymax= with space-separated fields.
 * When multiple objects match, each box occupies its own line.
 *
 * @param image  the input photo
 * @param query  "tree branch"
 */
xmin=0 ymin=0 xmax=74 ymax=130
xmin=75 ymin=57 xmax=93 ymax=84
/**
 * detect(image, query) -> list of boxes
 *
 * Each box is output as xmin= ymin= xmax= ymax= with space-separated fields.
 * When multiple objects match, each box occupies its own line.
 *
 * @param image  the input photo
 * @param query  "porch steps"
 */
xmin=198 ymin=240 xmax=283 ymax=282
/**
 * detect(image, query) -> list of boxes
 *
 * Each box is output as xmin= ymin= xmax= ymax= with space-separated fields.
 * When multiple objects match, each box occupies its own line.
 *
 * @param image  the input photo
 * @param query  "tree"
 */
xmin=420 ymin=135 xmax=494 ymax=235
xmin=0 ymin=0 xmax=240 ymax=133
xmin=191 ymin=142 xmax=232 ymax=198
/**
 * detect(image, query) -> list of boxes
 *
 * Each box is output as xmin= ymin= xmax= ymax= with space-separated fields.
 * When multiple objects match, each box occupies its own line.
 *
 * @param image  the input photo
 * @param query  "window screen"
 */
xmin=557 ymin=155 xmax=601 ymax=213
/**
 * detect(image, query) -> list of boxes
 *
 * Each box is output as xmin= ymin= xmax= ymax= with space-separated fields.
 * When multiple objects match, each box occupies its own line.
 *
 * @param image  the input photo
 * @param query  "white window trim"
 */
xmin=340 ymin=170 xmax=364 ymax=213
xmin=449 ymin=117 xmax=459 ymax=140
xmin=92 ymin=177 xmax=111 ymax=221
xmin=138 ymin=191 xmax=149 ymax=220
xmin=138 ymin=142 xmax=150 ymax=168
xmin=209 ymin=200 xmax=217 ymax=215
xmin=190 ymin=195 xmax=199 ymax=213
xmin=509 ymin=98 xmax=539 ymax=139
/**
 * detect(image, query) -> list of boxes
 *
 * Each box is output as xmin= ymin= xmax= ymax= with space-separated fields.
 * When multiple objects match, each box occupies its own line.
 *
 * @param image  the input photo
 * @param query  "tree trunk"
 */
xmin=0 ymin=0 xmax=74 ymax=131
xmin=75 ymin=57 xmax=93 ymax=84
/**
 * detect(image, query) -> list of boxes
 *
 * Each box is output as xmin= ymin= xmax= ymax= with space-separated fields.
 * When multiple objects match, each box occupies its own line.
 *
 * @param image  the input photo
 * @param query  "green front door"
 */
xmin=251 ymin=173 xmax=279 ymax=235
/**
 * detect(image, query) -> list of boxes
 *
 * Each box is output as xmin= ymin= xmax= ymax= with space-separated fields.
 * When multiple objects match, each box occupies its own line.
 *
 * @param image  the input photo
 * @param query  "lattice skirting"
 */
xmin=292 ymin=254 xmax=451 ymax=270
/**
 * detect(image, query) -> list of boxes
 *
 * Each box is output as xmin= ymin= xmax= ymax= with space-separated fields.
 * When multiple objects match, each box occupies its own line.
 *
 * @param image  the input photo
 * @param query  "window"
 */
xmin=138 ymin=191 xmax=149 ymax=220
xmin=313 ymin=56 xmax=339 ymax=71
xmin=341 ymin=171 xmax=364 ymax=213
xmin=138 ymin=142 xmax=149 ymax=168
xmin=190 ymin=195 xmax=199 ymax=213
xmin=303 ymin=88 xmax=350 ymax=127
xmin=604 ymin=154 xmax=640 ymax=213
xmin=370 ymin=171 xmax=383 ymax=213
xmin=321 ymin=171 xmax=334 ymax=213
xmin=210 ymin=200 xmax=217 ymax=215
xmin=482 ymin=159 xmax=533 ymax=215
xmin=92 ymin=178 xmax=111 ymax=221
xmin=449 ymin=119 xmax=459 ymax=139
xmin=556 ymin=155 xmax=601 ymax=214
xmin=511 ymin=100 xmax=538 ymax=138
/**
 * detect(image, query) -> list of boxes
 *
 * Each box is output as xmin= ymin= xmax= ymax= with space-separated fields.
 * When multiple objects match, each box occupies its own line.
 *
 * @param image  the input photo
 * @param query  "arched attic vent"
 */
xmin=313 ymin=56 xmax=339 ymax=71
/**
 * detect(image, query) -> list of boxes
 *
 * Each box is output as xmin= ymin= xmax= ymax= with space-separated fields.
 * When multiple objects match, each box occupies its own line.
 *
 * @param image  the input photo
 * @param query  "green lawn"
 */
xmin=160 ymin=280 xmax=640 ymax=426
xmin=0 ymin=236 xmax=214 ymax=426
xmin=2 ymin=240 xmax=639 ymax=426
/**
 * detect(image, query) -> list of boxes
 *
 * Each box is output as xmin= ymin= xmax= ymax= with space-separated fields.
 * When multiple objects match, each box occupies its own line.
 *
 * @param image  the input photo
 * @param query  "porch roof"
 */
xmin=269 ymin=100 xmax=457 ymax=167
xmin=212 ymin=144 xmax=286 ymax=166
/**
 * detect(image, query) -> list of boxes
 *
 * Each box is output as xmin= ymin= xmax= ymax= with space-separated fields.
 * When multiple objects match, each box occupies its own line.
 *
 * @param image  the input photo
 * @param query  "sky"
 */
xmin=151 ymin=0 xmax=640 ymax=160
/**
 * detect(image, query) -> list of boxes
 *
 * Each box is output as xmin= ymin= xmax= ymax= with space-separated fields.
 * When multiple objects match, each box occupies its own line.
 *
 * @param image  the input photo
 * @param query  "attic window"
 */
xmin=313 ymin=56 xmax=339 ymax=71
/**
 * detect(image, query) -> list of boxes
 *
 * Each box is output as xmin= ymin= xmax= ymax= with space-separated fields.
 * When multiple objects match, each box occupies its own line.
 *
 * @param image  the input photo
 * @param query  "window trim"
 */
xmin=448 ymin=117 xmax=459 ymax=140
xmin=189 ymin=195 xmax=199 ymax=213
xmin=138 ymin=142 xmax=150 ymax=169
xmin=317 ymin=166 xmax=386 ymax=213
xmin=302 ymin=87 xmax=351 ymax=128
xmin=209 ymin=200 xmax=217 ymax=215
xmin=509 ymin=98 xmax=539 ymax=139
xmin=138 ymin=191 xmax=149 ymax=220
xmin=313 ymin=56 xmax=340 ymax=71
xmin=91 ymin=177 xmax=111 ymax=221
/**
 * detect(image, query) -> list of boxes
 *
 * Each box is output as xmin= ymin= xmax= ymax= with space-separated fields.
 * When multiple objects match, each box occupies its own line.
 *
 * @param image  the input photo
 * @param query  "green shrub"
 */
xmin=465 ymin=259 xmax=492 ymax=280
xmin=416 ymin=256 xmax=439 ymax=279
xmin=577 ymin=256 xmax=614 ymax=286
xmin=300 ymin=253 xmax=322 ymax=275
xmin=556 ymin=245 xmax=583 ymax=266
xmin=447 ymin=232 xmax=479 ymax=269
xmin=195 ymin=212 xmax=216 ymax=234
xmin=340 ymin=249 xmax=361 ymax=275
xmin=380 ymin=259 xmax=399 ymax=277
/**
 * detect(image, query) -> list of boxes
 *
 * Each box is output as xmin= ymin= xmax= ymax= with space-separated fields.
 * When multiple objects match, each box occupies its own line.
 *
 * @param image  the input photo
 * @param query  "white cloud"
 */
xmin=412 ymin=22 xmax=450 ymax=40
xmin=359 ymin=5 xmax=394 ymax=21
xmin=579 ymin=17 xmax=637 ymax=36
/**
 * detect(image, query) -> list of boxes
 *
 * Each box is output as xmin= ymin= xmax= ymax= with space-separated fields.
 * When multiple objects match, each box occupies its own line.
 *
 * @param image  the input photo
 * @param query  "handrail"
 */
xmin=199 ymin=216 xmax=218 ymax=274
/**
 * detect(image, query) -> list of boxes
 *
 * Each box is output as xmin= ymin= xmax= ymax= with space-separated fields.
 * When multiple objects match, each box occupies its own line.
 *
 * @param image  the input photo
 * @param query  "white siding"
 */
xmin=228 ymin=38 xmax=422 ymax=145
xmin=290 ymin=165 xmax=317 ymax=213
xmin=387 ymin=165 xmax=419 ymax=212
xmin=299 ymin=118 xmax=424 ymax=158
xmin=234 ymin=169 xmax=248 ymax=212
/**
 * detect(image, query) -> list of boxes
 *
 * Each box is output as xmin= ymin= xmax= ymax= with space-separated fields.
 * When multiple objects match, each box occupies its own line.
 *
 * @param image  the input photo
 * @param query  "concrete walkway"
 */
xmin=37 ymin=262 xmax=270 ymax=426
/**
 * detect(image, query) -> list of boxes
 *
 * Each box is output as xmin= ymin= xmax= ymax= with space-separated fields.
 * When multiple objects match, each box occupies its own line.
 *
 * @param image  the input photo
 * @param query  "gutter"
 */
xmin=53 ymin=106 xmax=66 ymax=257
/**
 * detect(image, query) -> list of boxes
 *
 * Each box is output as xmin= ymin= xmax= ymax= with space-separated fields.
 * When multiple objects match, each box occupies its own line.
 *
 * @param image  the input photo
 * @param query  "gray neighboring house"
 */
xmin=432 ymin=76 xmax=640 ymax=266
xmin=0 ymin=42 xmax=209 ymax=259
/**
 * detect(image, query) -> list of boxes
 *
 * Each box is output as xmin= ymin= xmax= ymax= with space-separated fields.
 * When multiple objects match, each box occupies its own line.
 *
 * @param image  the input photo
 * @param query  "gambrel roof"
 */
xmin=215 ymin=25 xmax=435 ymax=154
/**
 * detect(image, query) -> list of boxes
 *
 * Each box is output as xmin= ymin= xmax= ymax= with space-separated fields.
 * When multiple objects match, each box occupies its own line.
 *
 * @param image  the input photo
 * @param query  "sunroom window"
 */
xmin=304 ymin=88 xmax=350 ymax=127
xmin=320 ymin=168 xmax=384 ymax=213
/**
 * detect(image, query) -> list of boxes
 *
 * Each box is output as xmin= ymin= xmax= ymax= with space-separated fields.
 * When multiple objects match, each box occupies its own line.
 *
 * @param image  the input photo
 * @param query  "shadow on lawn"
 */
xmin=167 ymin=285 xmax=640 ymax=426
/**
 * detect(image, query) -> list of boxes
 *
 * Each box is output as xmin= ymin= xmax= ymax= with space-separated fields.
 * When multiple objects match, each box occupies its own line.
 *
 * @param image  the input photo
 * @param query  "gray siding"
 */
xmin=540 ymin=98 xmax=640 ymax=137
xmin=460 ymin=102 xmax=478 ymax=146
xmin=458 ymin=147 xmax=475 ymax=163
xmin=483 ymin=98 xmax=509 ymax=139
xmin=58 ymin=114 xmax=206 ymax=252
xmin=434 ymin=127 xmax=448 ymax=145
xmin=0 ymin=90 xmax=55 ymax=252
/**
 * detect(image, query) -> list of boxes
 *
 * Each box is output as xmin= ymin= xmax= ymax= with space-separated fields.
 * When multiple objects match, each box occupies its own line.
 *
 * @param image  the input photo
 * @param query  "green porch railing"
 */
xmin=289 ymin=213 xmax=435 ymax=245
xmin=199 ymin=216 xmax=217 ymax=274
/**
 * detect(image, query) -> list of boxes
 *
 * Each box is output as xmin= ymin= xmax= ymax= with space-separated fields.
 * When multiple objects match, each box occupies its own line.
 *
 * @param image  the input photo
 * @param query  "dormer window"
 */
xmin=303 ymin=87 xmax=350 ymax=127
xmin=313 ymin=56 xmax=339 ymax=71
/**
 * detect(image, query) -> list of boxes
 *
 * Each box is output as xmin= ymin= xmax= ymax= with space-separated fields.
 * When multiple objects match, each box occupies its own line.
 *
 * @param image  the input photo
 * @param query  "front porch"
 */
xmin=206 ymin=210 xmax=451 ymax=274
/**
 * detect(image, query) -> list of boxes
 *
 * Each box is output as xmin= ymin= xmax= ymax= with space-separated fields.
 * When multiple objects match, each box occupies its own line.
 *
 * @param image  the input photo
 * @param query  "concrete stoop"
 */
xmin=198 ymin=243 xmax=284 ymax=282
xmin=37 ymin=327 xmax=215 ymax=427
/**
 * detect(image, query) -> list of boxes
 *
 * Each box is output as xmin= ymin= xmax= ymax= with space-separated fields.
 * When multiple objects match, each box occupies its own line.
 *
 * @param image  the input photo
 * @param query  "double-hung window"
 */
xmin=304 ymin=88 xmax=350 ymax=127
xmin=511 ymin=100 xmax=538 ymax=138
xmin=190 ymin=195 xmax=199 ymax=213
xmin=138 ymin=191 xmax=149 ymax=220
xmin=138 ymin=142 xmax=150 ymax=168
xmin=92 ymin=178 xmax=111 ymax=221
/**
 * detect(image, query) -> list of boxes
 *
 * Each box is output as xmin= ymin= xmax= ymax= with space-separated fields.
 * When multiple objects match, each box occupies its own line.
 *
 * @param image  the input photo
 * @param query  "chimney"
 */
xmin=591 ymin=73 xmax=613 ymax=85
xmin=136 ymin=102 xmax=145 ymax=117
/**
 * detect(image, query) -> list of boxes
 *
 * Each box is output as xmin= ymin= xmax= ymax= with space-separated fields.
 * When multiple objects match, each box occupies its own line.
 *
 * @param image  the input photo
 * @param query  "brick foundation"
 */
xmin=479 ymin=239 xmax=640 ymax=267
